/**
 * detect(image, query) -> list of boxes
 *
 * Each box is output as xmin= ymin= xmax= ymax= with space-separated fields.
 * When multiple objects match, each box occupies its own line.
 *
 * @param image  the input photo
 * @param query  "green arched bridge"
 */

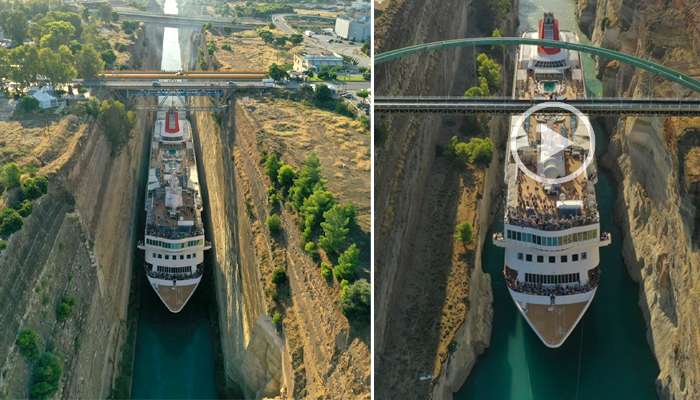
xmin=375 ymin=37 xmax=700 ymax=93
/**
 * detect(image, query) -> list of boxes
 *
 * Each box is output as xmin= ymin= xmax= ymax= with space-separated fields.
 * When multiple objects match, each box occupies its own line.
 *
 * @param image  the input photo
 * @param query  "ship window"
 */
xmin=572 ymin=254 xmax=579 ymax=262
xmin=157 ymin=254 xmax=162 ymax=259
xmin=548 ymin=256 xmax=555 ymax=263
xmin=536 ymin=236 xmax=542 ymax=245
xmin=526 ymin=254 xmax=532 ymax=262
xmin=165 ymin=255 xmax=170 ymax=260
xmin=186 ymin=254 xmax=191 ymax=259
xmin=507 ymin=230 xmax=512 ymax=239
xmin=581 ymin=252 xmax=587 ymax=260
xmin=517 ymin=252 xmax=523 ymax=260
xmin=536 ymin=255 xmax=543 ymax=263
xmin=152 ymin=252 xmax=157 ymax=258
xmin=180 ymin=255 xmax=184 ymax=260
xmin=561 ymin=255 xmax=568 ymax=262
xmin=516 ymin=231 xmax=521 ymax=241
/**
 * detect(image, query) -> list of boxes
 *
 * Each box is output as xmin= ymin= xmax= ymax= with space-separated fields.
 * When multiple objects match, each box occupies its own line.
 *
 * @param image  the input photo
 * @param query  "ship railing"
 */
xmin=492 ymin=232 xmax=506 ymax=248
xmin=599 ymin=231 xmax=612 ymax=246
xmin=506 ymin=280 xmax=598 ymax=297
xmin=146 ymin=269 xmax=203 ymax=281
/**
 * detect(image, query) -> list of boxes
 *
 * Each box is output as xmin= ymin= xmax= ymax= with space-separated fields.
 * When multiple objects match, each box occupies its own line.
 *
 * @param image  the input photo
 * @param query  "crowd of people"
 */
xmin=506 ymin=205 xmax=598 ymax=231
xmin=146 ymin=265 xmax=204 ymax=281
xmin=504 ymin=266 xmax=601 ymax=297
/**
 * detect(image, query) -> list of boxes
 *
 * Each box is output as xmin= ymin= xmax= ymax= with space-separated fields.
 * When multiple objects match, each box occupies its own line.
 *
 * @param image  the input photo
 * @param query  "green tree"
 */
xmin=101 ymin=49 xmax=117 ymax=66
xmin=268 ymin=63 xmax=288 ymax=82
xmin=290 ymin=154 xmax=323 ymax=210
xmin=0 ymin=10 xmax=28 ymax=44
xmin=98 ymin=100 xmax=135 ymax=153
xmin=277 ymin=164 xmax=296 ymax=196
xmin=17 ymin=96 xmax=39 ymax=113
xmin=39 ymin=45 xmax=76 ymax=86
xmin=447 ymin=136 xmax=493 ymax=165
xmin=10 ymin=45 xmax=40 ymax=86
xmin=271 ymin=267 xmax=287 ymax=285
xmin=56 ymin=296 xmax=76 ymax=321
xmin=0 ymin=207 xmax=23 ymax=237
xmin=16 ymin=329 xmax=41 ymax=361
xmin=289 ymin=33 xmax=303 ymax=45
xmin=356 ymin=89 xmax=370 ymax=99
xmin=0 ymin=163 xmax=21 ymax=190
xmin=97 ymin=3 xmax=113 ymax=21
xmin=75 ymin=45 xmax=105 ymax=79
xmin=333 ymin=243 xmax=359 ymax=281
xmin=16 ymin=200 xmax=33 ymax=217
xmin=21 ymin=176 xmax=48 ymax=200
xmin=39 ymin=21 xmax=76 ymax=50
xmin=318 ymin=203 xmax=355 ymax=255
xmin=258 ymin=30 xmax=274 ymax=43
xmin=264 ymin=152 xmax=281 ymax=185
xmin=30 ymin=352 xmax=62 ymax=400
xmin=317 ymin=65 xmax=338 ymax=81
xmin=464 ymin=77 xmax=489 ymax=97
xmin=476 ymin=53 xmax=501 ymax=93
xmin=299 ymin=188 xmax=335 ymax=242
xmin=314 ymin=84 xmax=333 ymax=103
xmin=267 ymin=213 xmax=282 ymax=235
xmin=274 ymin=36 xmax=287 ymax=47
xmin=455 ymin=221 xmax=473 ymax=244
xmin=340 ymin=279 xmax=370 ymax=321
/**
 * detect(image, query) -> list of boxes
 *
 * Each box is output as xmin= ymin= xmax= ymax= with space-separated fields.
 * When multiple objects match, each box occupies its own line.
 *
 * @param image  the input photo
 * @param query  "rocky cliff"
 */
xmin=577 ymin=1 xmax=700 ymax=398
xmin=374 ymin=0 xmax=517 ymax=398
xmin=0 ymin=25 xmax=157 ymax=398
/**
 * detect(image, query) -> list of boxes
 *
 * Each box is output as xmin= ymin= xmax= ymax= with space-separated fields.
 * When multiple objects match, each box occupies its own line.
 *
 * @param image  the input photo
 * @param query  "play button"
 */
xmin=538 ymin=123 xmax=573 ymax=162
xmin=510 ymin=101 xmax=596 ymax=185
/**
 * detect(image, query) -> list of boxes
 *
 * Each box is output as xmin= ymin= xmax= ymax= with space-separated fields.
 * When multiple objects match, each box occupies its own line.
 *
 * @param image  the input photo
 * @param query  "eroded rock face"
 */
xmin=581 ymin=0 xmax=700 ymax=398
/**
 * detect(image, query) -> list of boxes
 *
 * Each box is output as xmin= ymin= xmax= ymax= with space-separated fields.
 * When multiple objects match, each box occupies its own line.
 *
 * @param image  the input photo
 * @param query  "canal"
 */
xmin=456 ymin=0 xmax=660 ymax=399
xmin=130 ymin=0 xmax=224 ymax=398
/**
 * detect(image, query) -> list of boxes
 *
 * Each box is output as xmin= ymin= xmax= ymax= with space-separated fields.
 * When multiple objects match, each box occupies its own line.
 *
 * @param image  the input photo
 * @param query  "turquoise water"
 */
xmin=456 ymin=1 xmax=659 ymax=398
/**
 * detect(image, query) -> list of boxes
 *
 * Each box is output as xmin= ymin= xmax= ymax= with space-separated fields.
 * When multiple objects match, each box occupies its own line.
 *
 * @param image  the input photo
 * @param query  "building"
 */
xmin=29 ymin=87 xmax=62 ymax=109
xmin=293 ymin=52 xmax=344 ymax=73
xmin=334 ymin=16 xmax=370 ymax=42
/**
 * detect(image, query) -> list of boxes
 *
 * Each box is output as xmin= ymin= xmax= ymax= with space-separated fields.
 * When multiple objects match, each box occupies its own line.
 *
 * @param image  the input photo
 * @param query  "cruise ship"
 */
xmin=138 ymin=107 xmax=210 ymax=313
xmin=493 ymin=13 xmax=611 ymax=347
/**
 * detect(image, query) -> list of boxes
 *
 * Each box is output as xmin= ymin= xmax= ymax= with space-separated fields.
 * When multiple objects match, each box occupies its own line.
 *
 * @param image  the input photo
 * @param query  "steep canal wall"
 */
xmin=374 ymin=0 xmax=518 ymax=398
xmin=0 ymin=24 xmax=157 ymax=398
xmin=186 ymin=26 xmax=289 ymax=396
xmin=578 ymin=0 xmax=700 ymax=398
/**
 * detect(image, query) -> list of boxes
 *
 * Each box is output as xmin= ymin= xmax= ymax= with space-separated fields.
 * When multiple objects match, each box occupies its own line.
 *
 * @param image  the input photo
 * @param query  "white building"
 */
xmin=334 ymin=17 xmax=370 ymax=42
xmin=293 ymin=53 xmax=344 ymax=73
xmin=29 ymin=87 xmax=62 ymax=109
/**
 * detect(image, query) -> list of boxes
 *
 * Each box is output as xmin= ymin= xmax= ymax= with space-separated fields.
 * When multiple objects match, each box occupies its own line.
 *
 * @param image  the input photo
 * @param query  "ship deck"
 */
xmin=154 ymin=282 xmax=199 ymax=313
xmin=523 ymin=301 xmax=588 ymax=347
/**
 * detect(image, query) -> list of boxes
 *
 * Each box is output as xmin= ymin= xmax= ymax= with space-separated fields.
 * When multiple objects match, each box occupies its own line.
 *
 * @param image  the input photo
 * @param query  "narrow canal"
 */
xmin=457 ymin=1 xmax=659 ymax=398
xmin=130 ymin=0 xmax=221 ymax=397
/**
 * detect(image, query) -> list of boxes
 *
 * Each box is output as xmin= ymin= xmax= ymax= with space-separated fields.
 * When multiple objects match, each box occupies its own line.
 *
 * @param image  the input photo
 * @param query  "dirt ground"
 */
xmin=208 ymin=30 xmax=304 ymax=71
xmin=238 ymin=97 xmax=371 ymax=229
xmin=0 ymin=114 xmax=87 ymax=174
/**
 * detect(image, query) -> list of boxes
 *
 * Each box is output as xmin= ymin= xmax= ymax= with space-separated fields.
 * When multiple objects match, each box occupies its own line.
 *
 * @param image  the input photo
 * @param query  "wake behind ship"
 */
xmin=138 ymin=107 xmax=210 ymax=313
xmin=493 ymin=13 xmax=611 ymax=347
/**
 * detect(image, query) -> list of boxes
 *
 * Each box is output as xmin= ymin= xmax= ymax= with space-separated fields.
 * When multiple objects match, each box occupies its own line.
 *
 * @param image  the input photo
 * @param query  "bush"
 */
xmin=447 ymin=136 xmax=493 ymax=166
xmin=299 ymin=188 xmax=335 ymax=242
xmin=321 ymin=262 xmax=333 ymax=280
xmin=0 ymin=163 xmax=21 ymax=190
xmin=16 ymin=200 xmax=33 ymax=217
xmin=271 ymin=267 xmax=287 ymax=286
xmin=340 ymin=279 xmax=370 ymax=322
xmin=56 ymin=296 xmax=76 ymax=321
xmin=304 ymin=241 xmax=316 ymax=254
xmin=97 ymin=100 xmax=135 ymax=154
xmin=0 ymin=208 xmax=23 ymax=237
xmin=30 ymin=352 xmax=62 ymax=400
xmin=16 ymin=329 xmax=41 ymax=361
xmin=333 ymin=243 xmax=359 ymax=281
xmin=277 ymin=164 xmax=296 ymax=196
xmin=290 ymin=154 xmax=323 ymax=210
xmin=264 ymin=152 xmax=281 ymax=185
xmin=221 ymin=43 xmax=232 ymax=51
xmin=267 ymin=214 xmax=282 ymax=235
xmin=21 ymin=176 xmax=49 ymax=200
xmin=18 ymin=96 xmax=40 ymax=113
xmin=455 ymin=222 xmax=473 ymax=245
xmin=0 ymin=240 xmax=7 ymax=251
xmin=272 ymin=311 xmax=282 ymax=327
xmin=318 ymin=203 xmax=355 ymax=255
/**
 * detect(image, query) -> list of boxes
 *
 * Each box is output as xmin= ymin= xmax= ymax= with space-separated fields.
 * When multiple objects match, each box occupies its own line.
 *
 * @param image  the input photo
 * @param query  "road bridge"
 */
xmin=374 ymin=97 xmax=700 ymax=116
xmin=114 ymin=9 xmax=263 ymax=30
xmin=375 ymin=37 xmax=700 ymax=93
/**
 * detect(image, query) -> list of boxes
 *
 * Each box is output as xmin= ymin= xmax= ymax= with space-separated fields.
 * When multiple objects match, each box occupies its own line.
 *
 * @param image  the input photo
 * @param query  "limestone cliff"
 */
xmin=374 ymin=0 xmax=518 ymax=398
xmin=578 ymin=1 xmax=700 ymax=398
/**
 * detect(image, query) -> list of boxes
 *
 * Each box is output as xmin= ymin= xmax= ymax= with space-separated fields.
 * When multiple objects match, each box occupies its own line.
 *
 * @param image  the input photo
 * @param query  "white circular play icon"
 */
xmin=509 ymin=101 xmax=596 ymax=185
